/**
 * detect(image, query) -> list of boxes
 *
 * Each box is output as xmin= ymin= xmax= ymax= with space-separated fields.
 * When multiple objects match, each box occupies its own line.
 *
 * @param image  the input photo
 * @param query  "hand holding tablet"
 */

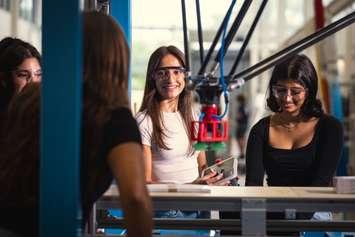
xmin=201 ymin=157 xmax=238 ymax=185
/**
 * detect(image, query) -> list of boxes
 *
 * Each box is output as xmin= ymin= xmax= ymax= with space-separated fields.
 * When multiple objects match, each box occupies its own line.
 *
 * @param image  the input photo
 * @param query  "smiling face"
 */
xmin=272 ymin=80 xmax=307 ymax=116
xmin=154 ymin=54 xmax=186 ymax=101
xmin=12 ymin=57 xmax=42 ymax=92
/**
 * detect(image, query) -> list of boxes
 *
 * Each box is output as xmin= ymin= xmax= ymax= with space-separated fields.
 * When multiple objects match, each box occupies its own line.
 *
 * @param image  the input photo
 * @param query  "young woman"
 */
xmin=136 ymin=45 xmax=225 ymax=185
xmin=0 ymin=37 xmax=41 ymax=124
xmin=0 ymin=12 xmax=153 ymax=237
xmin=245 ymin=54 xmax=343 ymax=219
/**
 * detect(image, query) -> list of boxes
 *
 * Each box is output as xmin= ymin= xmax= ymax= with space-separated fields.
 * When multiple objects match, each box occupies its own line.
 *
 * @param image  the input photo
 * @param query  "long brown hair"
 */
xmin=0 ymin=82 xmax=40 ymax=206
xmin=82 ymin=11 xmax=129 ymax=164
xmin=139 ymin=46 xmax=193 ymax=151
xmin=0 ymin=11 xmax=130 ymax=214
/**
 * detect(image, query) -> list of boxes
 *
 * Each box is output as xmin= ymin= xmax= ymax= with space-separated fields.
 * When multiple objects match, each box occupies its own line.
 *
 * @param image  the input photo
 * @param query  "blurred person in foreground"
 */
xmin=0 ymin=11 xmax=153 ymax=237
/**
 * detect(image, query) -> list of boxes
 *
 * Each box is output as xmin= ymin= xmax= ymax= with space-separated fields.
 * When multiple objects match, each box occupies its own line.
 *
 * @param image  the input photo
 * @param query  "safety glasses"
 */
xmin=272 ymin=85 xmax=307 ymax=100
xmin=153 ymin=66 xmax=186 ymax=80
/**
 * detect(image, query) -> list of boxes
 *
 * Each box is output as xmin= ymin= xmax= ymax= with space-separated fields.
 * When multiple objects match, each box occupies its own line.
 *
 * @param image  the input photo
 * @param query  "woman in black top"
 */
xmin=0 ymin=12 xmax=153 ymax=237
xmin=222 ymin=55 xmax=344 ymax=236
xmin=245 ymin=54 xmax=343 ymax=187
xmin=245 ymin=54 xmax=343 ymax=221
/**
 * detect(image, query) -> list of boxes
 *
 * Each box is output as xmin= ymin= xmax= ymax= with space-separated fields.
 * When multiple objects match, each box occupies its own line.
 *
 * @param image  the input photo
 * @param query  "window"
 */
xmin=0 ymin=0 xmax=10 ymax=11
xmin=19 ymin=0 xmax=35 ymax=23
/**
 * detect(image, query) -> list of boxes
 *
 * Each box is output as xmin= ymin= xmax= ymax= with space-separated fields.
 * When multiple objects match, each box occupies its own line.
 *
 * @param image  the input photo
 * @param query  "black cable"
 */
xmin=213 ymin=0 xmax=252 ymax=70
xmin=195 ymin=0 xmax=204 ymax=66
xmin=197 ymin=0 xmax=237 ymax=75
xmin=181 ymin=0 xmax=190 ymax=72
xmin=228 ymin=0 xmax=268 ymax=77
xmin=229 ymin=11 xmax=355 ymax=84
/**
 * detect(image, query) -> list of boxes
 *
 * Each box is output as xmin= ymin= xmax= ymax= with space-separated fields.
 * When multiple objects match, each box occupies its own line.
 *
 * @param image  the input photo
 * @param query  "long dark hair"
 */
xmin=139 ymin=45 xmax=193 ymax=151
xmin=82 ymin=11 xmax=129 ymax=161
xmin=0 ymin=37 xmax=41 ymax=114
xmin=81 ymin=11 xmax=130 ymax=209
xmin=0 ymin=82 xmax=40 ymax=206
xmin=0 ymin=11 xmax=130 ymax=213
xmin=266 ymin=54 xmax=323 ymax=117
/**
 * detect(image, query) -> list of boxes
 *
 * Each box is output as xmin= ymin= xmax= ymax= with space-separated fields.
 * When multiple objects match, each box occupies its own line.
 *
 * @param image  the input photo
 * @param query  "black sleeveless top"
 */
xmin=245 ymin=114 xmax=343 ymax=187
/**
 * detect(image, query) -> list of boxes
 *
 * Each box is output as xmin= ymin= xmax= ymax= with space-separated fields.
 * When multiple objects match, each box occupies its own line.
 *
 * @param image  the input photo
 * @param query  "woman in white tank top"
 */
xmin=136 ymin=45 xmax=227 ymax=185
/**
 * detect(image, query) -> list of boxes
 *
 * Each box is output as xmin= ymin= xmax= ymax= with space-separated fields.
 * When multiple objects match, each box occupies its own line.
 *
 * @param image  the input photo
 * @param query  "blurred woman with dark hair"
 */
xmin=0 ymin=37 xmax=41 ymax=115
xmin=0 ymin=83 xmax=40 ymax=237
xmin=235 ymin=94 xmax=249 ymax=159
xmin=81 ymin=11 xmax=152 ymax=237
xmin=0 ymin=11 xmax=152 ymax=237
xmin=245 ymin=54 xmax=343 ymax=220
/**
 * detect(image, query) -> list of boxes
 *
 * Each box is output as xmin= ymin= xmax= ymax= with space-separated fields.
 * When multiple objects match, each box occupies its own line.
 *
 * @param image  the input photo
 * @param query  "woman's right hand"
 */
xmin=192 ymin=170 xmax=230 ymax=186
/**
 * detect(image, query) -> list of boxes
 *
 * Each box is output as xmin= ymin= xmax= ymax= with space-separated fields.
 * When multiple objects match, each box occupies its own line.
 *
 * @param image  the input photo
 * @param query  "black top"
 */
xmin=0 ymin=107 xmax=142 ymax=237
xmin=245 ymin=114 xmax=343 ymax=187
xmin=80 ymin=107 xmax=142 ymax=223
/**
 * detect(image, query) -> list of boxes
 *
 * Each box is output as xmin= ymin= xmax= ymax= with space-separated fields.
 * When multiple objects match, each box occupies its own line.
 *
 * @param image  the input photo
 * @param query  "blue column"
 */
xmin=41 ymin=1 xmax=82 ymax=236
xmin=110 ymin=0 xmax=132 ymax=99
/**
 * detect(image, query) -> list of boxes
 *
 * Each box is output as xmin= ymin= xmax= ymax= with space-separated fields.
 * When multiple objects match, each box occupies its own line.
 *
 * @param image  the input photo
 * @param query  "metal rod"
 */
xmin=211 ymin=0 xmax=252 ymax=74
xmin=228 ymin=0 xmax=268 ymax=77
xmin=230 ymin=11 xmax=355 ymax=84
xmin=181 ymin=0 xmax=190 ymax=72
xmin=197 ymin=0 xmax=237 ymax=75
xmin=195 ymin=0 xmax=204 ymax=65
xmin=98 ymin=218 xmax=355 ymax=232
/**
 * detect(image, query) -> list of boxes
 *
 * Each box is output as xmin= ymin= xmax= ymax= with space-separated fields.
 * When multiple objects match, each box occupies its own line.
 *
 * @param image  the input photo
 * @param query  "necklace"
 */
xmin=280 ymin=122 xmax=298 ymax=132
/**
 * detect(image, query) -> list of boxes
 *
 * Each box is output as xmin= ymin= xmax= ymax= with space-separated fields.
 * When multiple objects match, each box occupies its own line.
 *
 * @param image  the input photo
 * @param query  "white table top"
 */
xmin=102 ymin=184 xmax=355 ymax=200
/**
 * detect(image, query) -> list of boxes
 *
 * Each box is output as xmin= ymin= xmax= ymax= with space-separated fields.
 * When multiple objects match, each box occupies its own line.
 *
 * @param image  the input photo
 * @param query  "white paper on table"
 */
xmin=147 ymin=184 xmax=211 ymax=193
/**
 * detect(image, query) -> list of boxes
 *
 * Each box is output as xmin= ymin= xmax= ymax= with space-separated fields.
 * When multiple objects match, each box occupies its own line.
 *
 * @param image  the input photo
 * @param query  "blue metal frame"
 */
xmin=41 ymin=1 xmax=82 ymax=236
xmin=110 ymin=0 xmax=132 ymax=99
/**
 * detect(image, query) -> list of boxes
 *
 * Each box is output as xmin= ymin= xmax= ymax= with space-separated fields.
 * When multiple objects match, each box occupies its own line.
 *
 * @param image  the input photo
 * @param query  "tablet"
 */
xmin=201 ymin=156 xmax=238 ymax=184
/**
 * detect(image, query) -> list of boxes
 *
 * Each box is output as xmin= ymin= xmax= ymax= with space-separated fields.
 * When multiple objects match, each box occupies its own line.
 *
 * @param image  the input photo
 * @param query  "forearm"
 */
xmin=121 ymin=194 xmax=153 ymax=237
xmin=197 ymin=151 xmax=207 ymax=175
xmin=107 ymin=143 xmax=153 ymax=236
xmin=143 ymin=145 xmax=153 ymax=183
